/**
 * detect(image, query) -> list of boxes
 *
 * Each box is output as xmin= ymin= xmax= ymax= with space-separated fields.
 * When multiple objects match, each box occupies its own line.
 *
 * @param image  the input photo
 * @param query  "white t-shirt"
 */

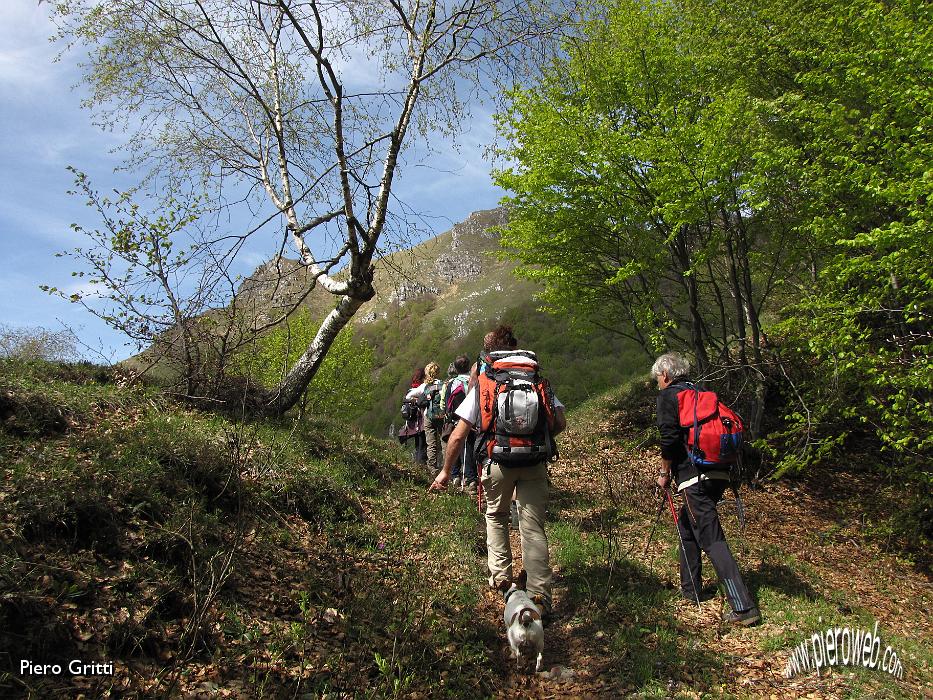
xmin=405 ymin=380 xmax=441 ymax=402
xmin=455 ymin=387 xmax=564 ymax=427
xmin=405 ymin=382 xmax=427 ymax=401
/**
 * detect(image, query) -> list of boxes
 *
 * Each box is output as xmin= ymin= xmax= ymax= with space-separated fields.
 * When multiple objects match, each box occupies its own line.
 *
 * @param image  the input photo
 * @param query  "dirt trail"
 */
xmin=466 ymin=417 xmax=931 ymax=699
xmin=469 ymin=546 xmax=598 ymax=696
xmin=469 ymin=503 xmax=628 ymax=698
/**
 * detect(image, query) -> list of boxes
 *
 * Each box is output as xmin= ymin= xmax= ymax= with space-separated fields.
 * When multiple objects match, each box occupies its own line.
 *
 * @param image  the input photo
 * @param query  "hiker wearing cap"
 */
xmin=653 ymin=351 xmax=760 ymax=626
xmin=431 ymin=325 xmax=566 ymax=617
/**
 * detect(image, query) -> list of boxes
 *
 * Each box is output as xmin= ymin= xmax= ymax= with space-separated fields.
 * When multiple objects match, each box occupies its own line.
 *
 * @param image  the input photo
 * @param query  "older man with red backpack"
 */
xmin=653 ymin=351 xmax=760 ymax=626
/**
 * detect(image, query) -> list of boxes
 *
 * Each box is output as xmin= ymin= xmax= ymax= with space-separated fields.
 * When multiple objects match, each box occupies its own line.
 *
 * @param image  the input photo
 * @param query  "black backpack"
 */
xmin=400 ymin=399 xmax=419 ymax=422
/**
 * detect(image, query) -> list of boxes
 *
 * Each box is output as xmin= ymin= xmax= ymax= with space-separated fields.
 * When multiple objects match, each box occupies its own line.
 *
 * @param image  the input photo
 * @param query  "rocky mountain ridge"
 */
xmin=235 ymin=207 xmax=513 ymax=338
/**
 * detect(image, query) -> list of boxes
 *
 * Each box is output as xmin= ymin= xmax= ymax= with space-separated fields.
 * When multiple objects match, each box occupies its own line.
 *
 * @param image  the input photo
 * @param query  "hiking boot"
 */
xmin=463 ymin=481 xmax=477 ymax=496
xmin=489 ymin=576 xmax=510 ymax=594
xmin=724 ymin=607 xmax=761 ymax=627
xmin=531 ymin=594 xmax=553 ymax=625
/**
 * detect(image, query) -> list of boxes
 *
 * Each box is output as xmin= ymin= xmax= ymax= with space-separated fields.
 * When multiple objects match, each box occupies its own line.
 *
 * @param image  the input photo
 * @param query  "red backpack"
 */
xmin=676 ymin=384 xmax=744 ymax=466
xmin=475 ymin=350 xmax=559 ymax=466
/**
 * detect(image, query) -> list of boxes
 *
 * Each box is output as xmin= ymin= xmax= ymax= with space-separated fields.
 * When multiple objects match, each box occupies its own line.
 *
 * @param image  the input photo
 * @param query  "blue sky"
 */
xmin=0 ymin=2 xmax=505 ymax=362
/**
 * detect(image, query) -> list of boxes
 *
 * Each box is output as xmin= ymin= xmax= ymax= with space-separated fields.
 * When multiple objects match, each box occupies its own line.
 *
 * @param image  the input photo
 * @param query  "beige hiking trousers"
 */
xmin=424 ymin=418 xmax=443 ymax=473
xmin=480 ymin=460 xmax=552 ymax=603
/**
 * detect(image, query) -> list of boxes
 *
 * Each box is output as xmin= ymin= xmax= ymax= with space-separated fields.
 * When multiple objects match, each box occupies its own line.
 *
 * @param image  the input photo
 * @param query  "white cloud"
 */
xmin=0 ymin=2 xmax=62 ymax=88
xmin=1 ymin=199 xmax=83 ymax=247
xmin=64 ymin=280 xmax=106 ymax=298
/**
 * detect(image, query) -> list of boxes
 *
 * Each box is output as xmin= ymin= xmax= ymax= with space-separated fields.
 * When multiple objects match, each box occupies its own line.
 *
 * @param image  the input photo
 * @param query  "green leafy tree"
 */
xmin=495 ymin=0 xmax=931 ymax=495
xmin=492 ymin=0 xmax=809 ymax=435
xmin=706 ymin=0 xmax=933 ymax=476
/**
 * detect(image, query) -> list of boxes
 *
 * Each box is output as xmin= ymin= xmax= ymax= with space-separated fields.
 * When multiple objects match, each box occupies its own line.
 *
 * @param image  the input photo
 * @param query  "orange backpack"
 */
xmin=475 ymin=350 xmax=559 ymax=466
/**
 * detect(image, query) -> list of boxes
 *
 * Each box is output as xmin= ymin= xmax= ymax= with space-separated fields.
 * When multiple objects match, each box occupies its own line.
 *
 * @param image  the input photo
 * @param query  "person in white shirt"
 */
xmin=429 ymin=326 xmax=566 ymax=617
xmin=406 ymin=362 xmax=443 ymax=474
xmin=399 ymin=366 xmax=427 ymax=465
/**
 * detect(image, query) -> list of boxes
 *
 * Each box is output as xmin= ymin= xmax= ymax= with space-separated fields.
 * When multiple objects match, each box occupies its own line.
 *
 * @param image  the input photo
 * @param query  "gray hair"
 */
xmin=651 ymin=352 xmax=690 ymax=380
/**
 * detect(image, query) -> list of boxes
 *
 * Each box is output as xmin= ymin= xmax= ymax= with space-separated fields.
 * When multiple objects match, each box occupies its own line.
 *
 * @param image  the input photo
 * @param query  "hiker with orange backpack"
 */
xmin=653 ymin=352 xmax=760 ymax=626
xmin=430 ymin=325 xmax=566 ymax=618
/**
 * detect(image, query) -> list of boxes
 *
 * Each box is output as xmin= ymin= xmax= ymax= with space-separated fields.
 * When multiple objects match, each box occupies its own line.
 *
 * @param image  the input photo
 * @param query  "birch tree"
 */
xmin=50 ymin=0 xmax=565 ymax=415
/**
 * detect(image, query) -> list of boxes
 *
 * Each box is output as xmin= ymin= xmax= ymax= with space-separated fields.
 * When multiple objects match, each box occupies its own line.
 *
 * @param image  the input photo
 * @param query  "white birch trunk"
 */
xmin=265 ymin=286 xmax=373 ymax=416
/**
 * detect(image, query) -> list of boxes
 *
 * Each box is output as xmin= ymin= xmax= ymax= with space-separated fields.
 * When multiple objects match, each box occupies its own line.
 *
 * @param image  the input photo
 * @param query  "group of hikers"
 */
xmin=400 ymin=324 xmax=760 ymax=628
xmin=399 ymin=353 xmax=477 ymax=493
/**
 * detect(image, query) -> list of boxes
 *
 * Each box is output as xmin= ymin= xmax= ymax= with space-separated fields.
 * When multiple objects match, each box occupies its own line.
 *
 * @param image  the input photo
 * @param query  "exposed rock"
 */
xmin=435 ymin=252 xmax=483 ymax=283
xmin=450 ymin=207 xmax=507 ymax=251
xmin=235 ymin=206 xmax=509 ymax=325
xmin=358 ymin=309 xmax=393 ymax=324
xmin=387 ymin=281 xmax=441 ymax=307
xmin=538 ymin=665 xmax=576 ymax=682
xmin=452 ymin=308 xmax=472 ymax=338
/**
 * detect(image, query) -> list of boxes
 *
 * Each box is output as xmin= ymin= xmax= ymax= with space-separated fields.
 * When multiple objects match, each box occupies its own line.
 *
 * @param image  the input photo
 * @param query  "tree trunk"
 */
xmin=263 ymin=282 xmax=374 ymax=416
xmin=705 ymin=257 xmax=729 ymax=361
xmin=672 ymin=227 xmax=709 ymax=372
xmin=724 ymin=231 xmax=749 ymax=368
xmin=736 ymin=228 xmax=763 ymax=365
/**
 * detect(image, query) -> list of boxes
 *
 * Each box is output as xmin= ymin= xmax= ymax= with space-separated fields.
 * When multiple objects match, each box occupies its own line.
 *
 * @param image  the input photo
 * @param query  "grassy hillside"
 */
xmin=0 ymin=360 xmax=494 ymax=698
xmin=2 ymin=360 xmax=928 ymax=698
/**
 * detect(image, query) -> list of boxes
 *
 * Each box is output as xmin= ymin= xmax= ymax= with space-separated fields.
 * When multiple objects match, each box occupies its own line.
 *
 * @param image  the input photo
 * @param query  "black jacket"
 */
xmin=656 ymin=381 xmax=698 ymax=485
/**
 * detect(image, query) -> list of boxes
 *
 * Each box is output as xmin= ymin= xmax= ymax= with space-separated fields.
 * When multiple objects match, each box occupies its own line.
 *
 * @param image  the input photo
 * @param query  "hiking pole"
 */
xmin=642 ymin=491 xmax=668 ymax=558
xmin=665 ymin=488 xmax=702 ymax=607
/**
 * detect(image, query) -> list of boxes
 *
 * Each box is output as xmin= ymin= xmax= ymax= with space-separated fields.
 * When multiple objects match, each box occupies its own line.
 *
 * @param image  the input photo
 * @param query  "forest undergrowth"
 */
xmin=0 ymin=361 xmax=928 ymax=698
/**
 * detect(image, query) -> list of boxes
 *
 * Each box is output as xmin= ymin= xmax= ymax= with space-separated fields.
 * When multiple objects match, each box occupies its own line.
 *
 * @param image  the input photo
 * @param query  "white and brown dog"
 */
xmin=502 ymin=576 xmax=544 ymax=673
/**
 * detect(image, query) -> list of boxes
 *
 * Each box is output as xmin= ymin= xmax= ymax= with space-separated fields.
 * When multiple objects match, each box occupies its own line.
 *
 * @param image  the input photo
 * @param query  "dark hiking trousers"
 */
xmin=412 ymin=431 xmax=427 ymax=465
xmin=678 ymin=479 xmax=755 ymax=613
xmin=462 ymin=431 xmax=478 ymax=484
